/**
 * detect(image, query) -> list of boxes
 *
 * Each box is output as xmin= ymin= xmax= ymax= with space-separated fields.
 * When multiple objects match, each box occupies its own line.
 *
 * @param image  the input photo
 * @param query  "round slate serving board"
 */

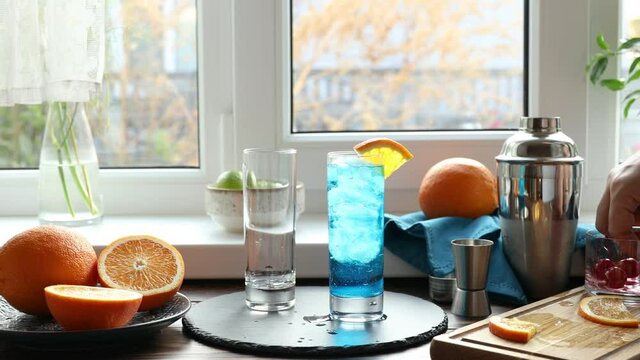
xmin=182 ymin=287 xmax=447 ymax=357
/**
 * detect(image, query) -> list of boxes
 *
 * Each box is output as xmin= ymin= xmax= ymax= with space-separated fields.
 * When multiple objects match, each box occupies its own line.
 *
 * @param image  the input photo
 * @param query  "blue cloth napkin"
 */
xmin=384 ymin=211 xmax=596 ymax=305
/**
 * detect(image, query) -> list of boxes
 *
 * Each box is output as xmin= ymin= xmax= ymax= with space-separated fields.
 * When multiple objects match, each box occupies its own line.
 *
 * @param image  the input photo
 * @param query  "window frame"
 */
xmin=0 ymin=0 xmax=232 ymax=216
xmin=0 ymin=0 xmax=621 ymax=217
xmin=233 ymin=0 xmax=618 ymax=214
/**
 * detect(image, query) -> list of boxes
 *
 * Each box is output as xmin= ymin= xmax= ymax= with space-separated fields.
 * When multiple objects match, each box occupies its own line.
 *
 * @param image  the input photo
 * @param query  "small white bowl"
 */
xmin=206 ymin=182 xmax=305 ymax=233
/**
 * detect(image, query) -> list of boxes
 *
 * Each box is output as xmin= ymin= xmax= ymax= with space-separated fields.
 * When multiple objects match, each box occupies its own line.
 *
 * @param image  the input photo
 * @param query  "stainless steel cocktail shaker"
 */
xmin=496 ymin=117 xmax=583 ymax=300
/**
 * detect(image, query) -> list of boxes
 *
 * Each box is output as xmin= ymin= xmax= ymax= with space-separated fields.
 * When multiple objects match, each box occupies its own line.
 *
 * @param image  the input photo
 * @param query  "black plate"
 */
xmin=0 ymin=292 xmax=191 ymax=347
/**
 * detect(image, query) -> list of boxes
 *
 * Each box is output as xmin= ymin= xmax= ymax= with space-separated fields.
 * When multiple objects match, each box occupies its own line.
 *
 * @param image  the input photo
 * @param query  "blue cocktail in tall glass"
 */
xmin=327 ymin=151 xmax=384 ymax=322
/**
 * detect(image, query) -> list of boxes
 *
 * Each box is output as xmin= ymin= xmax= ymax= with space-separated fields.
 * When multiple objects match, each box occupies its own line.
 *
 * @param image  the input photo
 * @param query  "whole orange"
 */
xmin=418 ymin=157 xmax=498 ymax=219
xmin=0 ymin=225 xmax=98 ymax=316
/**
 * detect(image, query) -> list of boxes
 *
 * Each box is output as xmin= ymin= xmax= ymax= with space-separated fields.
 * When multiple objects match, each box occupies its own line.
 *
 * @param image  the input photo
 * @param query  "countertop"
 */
xmin=0 ymin=278 xmax=517 ymax=359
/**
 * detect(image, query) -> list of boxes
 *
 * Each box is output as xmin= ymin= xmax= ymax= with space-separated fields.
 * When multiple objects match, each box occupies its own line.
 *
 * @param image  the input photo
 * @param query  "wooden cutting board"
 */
xmin=430 ymin=287 xmax=640 ymax=360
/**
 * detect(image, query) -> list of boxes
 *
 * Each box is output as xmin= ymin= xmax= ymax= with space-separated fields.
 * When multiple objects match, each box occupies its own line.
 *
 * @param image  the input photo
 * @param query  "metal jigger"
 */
xmin=451 ymin=239 xmax=493 ymax=318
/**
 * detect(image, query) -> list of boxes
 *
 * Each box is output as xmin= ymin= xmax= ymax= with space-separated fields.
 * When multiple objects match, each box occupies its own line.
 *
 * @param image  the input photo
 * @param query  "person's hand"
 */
xmin=596 ymin=152 xmax=640 ymax=239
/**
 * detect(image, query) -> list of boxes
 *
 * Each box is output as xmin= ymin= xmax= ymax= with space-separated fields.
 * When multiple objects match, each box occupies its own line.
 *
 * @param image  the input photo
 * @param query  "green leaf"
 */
xmin=619 ymin=37 xmax=640 ymax=50
xmin=630 ymin=57 xmax=640 ymax=74
xmin=600 ymin=79 xmax=625 ymax=91
xmin=590 ymin=57 xmax=608 ymax=84
xmin=628 ymin=70 xmax=640 ymax=84
xmin=597 ymin=33 xmax=609 ymax=50
xmin=585 ymin=58 xmax=596 ymax=74
xmin=624 ymin=97 xmax=636 ymax=118
xmin=624 ymin=89 xmax=640 ymax=100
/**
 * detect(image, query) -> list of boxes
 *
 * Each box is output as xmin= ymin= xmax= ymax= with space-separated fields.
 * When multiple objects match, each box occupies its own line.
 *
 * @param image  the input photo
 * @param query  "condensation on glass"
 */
xmin=291 ymin=0 xmax=525 ymax=133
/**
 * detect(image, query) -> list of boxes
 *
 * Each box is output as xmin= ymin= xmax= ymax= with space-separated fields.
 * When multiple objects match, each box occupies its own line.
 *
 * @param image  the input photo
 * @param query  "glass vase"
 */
xmin=38 ymin=102 xmax=103 ymax=226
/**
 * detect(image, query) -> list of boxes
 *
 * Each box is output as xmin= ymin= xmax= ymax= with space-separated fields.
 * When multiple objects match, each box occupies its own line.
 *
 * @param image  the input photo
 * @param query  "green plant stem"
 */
xmin=52 ymin=102 xmax=99 ymax=217
xmin=69 ymin=125 xmax=98 ymax=215
xmin=53 ymin=103 xmax=76 ymax=217
xmin=56 ymin=149 xmax=75 ymax=217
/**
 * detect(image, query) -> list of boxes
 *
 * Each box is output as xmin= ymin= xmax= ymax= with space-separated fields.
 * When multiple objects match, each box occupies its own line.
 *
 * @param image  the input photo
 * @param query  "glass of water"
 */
xmin=327 ymin=151 xmax=385 ymax=322
xmin=243 ymin=148 xmax=297 ymax=311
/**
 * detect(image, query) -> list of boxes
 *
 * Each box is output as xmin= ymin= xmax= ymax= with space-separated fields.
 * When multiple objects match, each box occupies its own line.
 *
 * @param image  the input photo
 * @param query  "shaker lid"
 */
xmin=495 ymin=117 xmax=583 ymax=163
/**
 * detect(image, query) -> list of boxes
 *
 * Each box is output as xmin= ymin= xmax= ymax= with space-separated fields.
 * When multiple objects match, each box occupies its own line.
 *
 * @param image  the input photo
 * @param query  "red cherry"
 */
xmin=617 ymin=258 xmax=640 ymax=278
xmin=594 ymin=259 xmax=615 ymax=280
xmin=605 ymin=266 xmax=628 ymax=289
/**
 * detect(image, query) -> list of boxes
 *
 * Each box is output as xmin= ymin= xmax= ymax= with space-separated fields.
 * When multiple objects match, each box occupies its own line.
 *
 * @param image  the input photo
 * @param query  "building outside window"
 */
xmin=291 ymin=0 xmax=525 ymax=133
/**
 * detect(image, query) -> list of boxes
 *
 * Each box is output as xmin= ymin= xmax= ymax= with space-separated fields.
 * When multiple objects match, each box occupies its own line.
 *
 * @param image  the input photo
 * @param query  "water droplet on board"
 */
xmin=559 ymin=300 xmax=574 ymax=307
xmin=303 ymin=314 xmax=331 ymax=323
xmin=315 ymin=323 xmax=326 ymax=327
xmin=327 ymin=330 xmax=337 ymax=335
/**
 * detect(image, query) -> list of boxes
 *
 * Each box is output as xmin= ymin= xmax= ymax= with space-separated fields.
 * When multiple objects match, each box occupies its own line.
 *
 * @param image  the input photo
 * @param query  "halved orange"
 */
xmin=353 ymin=137 xmax=414 ymax=179
xmin=578 ymin=295 xmax=640 ymax=328
xmin=44 ymin=285 xmax=142 ymax=331
xmin=488 ymin=316 xmax=538 ymax=343
xmin=97 ymin=235 xmax=185 ymax=311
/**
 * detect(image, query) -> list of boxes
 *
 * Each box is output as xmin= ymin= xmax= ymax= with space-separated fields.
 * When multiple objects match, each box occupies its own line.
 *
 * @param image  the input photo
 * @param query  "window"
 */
xmin=234 ymin=1 xmax=614 ymax=214
xmin=291 ymin=0 xmax=525 ymax=133
xmin=0 ymin=1 xmax=624 ymax=217
xmin=100 ymin=0 xmax=199 ymax=167
xmin=0 ymin=0 xmax=229 ymax=216
xmin=0 ymin=0 xmax=198 ymax=169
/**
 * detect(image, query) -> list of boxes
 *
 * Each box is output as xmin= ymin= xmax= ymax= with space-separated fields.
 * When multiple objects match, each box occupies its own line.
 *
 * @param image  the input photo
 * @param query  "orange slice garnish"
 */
xmin=353 ymin=138 xmax=413 ymax=179
xmin=578 ymin=295 xmax=640 ymax=328
xmin=488 ymin=316 xmax=538 ymax=343
xmin=45 ymin=285 xmax=142 ymax=330
xmin=97 ymin=235 xmax=185 ymax=311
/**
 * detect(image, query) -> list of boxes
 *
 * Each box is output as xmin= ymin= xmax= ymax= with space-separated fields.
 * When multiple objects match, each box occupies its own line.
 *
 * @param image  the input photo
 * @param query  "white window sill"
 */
xmin=0 ymin=213 xmax=422 ymax=280
xmin=0 ymin=212 xmax=594 ymax=280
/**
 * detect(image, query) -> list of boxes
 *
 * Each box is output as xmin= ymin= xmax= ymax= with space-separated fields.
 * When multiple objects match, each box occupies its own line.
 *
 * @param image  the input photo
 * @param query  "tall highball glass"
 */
xmin=243 ymin=148 xmax=297 ymax=311
xmin=327 ymin=151 xmax=385 ymax=322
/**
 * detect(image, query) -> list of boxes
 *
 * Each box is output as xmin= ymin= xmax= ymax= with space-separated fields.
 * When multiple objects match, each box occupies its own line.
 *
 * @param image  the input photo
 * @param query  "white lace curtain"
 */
xmin=0 ymin=0 xmax=105 ymax=106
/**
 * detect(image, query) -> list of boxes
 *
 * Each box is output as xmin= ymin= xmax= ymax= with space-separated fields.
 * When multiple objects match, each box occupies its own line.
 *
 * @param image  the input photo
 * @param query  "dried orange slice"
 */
xmin=488 ymin=316 xmax=538 ymax=343
xmin=353 ymin=137 xmax=414 ymax=179
xmin=578 ymin=295 xmax=639 ymax=328
xmin=97 ymin=235 xmax=185 ymax=311
xmin=45 ymin=285 xmax=142 ymax=330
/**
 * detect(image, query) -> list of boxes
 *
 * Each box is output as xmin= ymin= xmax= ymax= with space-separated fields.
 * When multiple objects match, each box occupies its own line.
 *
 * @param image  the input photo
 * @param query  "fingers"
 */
xmin=607 ymin=174 xmax=640 ymax=239
xmin=607 ymin=198 xmax=637 ymax=239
